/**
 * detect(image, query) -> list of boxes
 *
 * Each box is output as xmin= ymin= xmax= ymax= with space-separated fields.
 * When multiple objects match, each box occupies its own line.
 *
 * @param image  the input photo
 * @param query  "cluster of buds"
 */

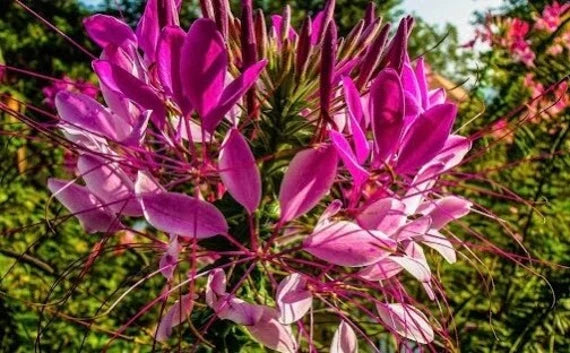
xmin=45 ymin=0 xmax=474 ymax=351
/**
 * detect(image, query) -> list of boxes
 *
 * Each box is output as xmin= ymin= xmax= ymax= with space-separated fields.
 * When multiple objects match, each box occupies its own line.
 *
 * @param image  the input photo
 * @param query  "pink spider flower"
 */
xmin=42 ymin=0 xmax=478 ymax=351
xmin=535 ymin=1 xmax=570 ymax=33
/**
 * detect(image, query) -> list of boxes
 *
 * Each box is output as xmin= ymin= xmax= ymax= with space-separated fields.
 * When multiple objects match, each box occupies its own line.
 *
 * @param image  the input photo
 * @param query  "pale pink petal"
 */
xmin=47 ymin=178 xmax=121 ymax=233
xmin=206 ymin=268 xmax=227 ymax=308
xmin=219 ymin=128 xmax=261 ymax=213
xmin=159 ymin=234 xmax=179 ymax=279
xmin=316 ymin=199 xmax=343 ymax=229
xmin=393 ymin=216 xmax=431 ymax=241
xmin=418 ymin=230 xmax=456 ymax=264
xmin=276 ymin=274 xmax=312 ymax=324
xmin=356 ymin=198 xmax=407 ymax=234
xmin=376 ymin=303 xmax=434 ymax=344
xmin=156 ymin=293 xmax=194 ymax=342
xmin=77 ymin=154 xmax=142 ymax=216
xmin=247 ymin=308 xmax=298 ymax=353
xmin=358 ymin=258 xmax=403 ymax=281
xmin=303 ymin=221 xmax=396 ymax=267
xmin=279 ymin=145 xmax=338 ymax=223
xmin=216 ymin=297 xmax=265 ymax=326
xmin=417 ymin=196 xmax=472 ymax=229
xmin=330 ymin=321 xmax=358 ymax=353
xmin=55 ymin=90 xmax=130 ymax=142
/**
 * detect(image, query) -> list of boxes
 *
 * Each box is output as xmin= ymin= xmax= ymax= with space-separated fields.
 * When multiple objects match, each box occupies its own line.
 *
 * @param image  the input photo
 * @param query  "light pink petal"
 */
xmin=330 ymin=130 xmax=369 ymax=187
xmin=358 ymin=258 xmax=403 ymax=281
xmin=417 ymin=196 xmax=472 ymax=229
xmin=370 ymin=69 xmax=405 ymax=162
xmin=247 ymin=309 xmax=298 ymax=353
xmin=181 ymin=19 xmax=226 ymax=118
xmin=93 ymin=60 xmax=166 ymax=128
xmin=216 ymin=297 xmax=265 ymax=326
xmin=203 ymin=60 xmax=267 ymax=132
xmin=356 ymin=198 xmax=407 ymax=234
xmin=156 ymin=293 xmax=194 ymax=342
xmin=402 ymin=162 xmax=444 ymax=215
xmin=137 ymin=190 xmax=228 ymax=239
xmin=157 ymin=26 xmax=191 ymax=115
xmin=396 ymin=103 xmax=457 ymax=173
xmin=391 ymin=241 xmax=431 ymax=282
xmin=376 ymin=303 xmax=434 ymax=344
xmin=276 ymin=274 xmax=312 ymax=324
xmin=55 ymin=90 xmax=130 ymax=142
xmin=303 ymin=221 xmax=396 ymax=267
xmin=219 ymin=128 xmax=261 ymax=213
xmin=159 ymin=234 xmax=179 ymax=280
xmin=316 ymin=199 xmax=343 ymax=229
xmin=393 ymin=216 xmax=431 ymax=241
xmin=206 ymin=268 xmax=227 ymax=308
xmin=429 ymin=134 xmax=472 ymax=171
xmin=134 ymin=171 xmax=165 ymax=195
xmin=84 ymin=15 xmax=137 ymax=50
xmin=279 ymin=145 xmax=338 ymax=223
xmin=77 ymin=154 xmax=142 ymax=216
xmin=428 ymin=88 xmax=446 ymax=106
xmin=47 ymin=178 xmax=121 ymax=233
xmin=121 ymin=110 xmax=151 ymax=146
xmin=419 ymin=230 xmax=456 ymax=264
xmin=330 ymin=321 xmax=358 ymax=353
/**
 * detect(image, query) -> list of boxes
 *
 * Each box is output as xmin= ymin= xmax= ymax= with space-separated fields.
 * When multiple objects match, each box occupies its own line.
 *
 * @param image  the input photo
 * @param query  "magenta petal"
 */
xmin=303 ymin=221 xmax=396 ymax=267
xmin=276 ymin=274 xmax=312 ymax=324
xmin=219 ymin=128 xmax=261 ymax=213
xmin=156 ymin=293 xmax=194 ymax=342
xmin=429 ymin=88 xmax=447 ymax=106
xmin=370 ymin=69 xmax=405 ymax=162
xmin=203 ymin=60 xmax=267 ymax=132
xmin=48 ymin=178 xmax=121 ymax=233
xmin=431 ymin=135 xmax=472 ymax=171
xmin=138 ymin=190 xmax=228 ymax=239
xmin=84 ymin=15 xmax=137 ymax=50
xmin=376 ymin=303 xmax=434 ymax=344
xmin=55 ymin=90 xmax=130 ymax=142
xmin=157 ymin=25 xmax=191 ymax=114
xmin=316 ymin=199 xmax=343 ymax=229
xmin=342 ymin=76 xmax=370 ymax=163
xmin=396 ymin=103 xmax=458 ymax=173
xmin=310 ymin=11 xmax=325 ymax=45
xmin=356 ymin=197 xmax=407 ymax=234
xmin=159 ymin=234 xmax=179 ymax=279
xmin=330 ymin=321 xmax=358 ymax=353
xmin=417 ymin=196 xmax=472 ymax=229
xmin=358 ymin=258 xmax=403 ymax=281
xmin=401 ymin=63 xmax=420 ymax=100
xmin=181 ymin=19 xmax=227 ymax=118
xmin=384 ymin=18 xmax=408 ymax=73
xmin=414 ymin=57 xmax=429 ymax=109
xmin=136 ymin=0 xmax=180 ymax=61
xmin=246 ymin=308 xmax=298 ymax=353
xmin=93 ymin=60 xmax=166 ymax=128
xmin=77 ymin=155 xmax=142 ymax=216
xmin=330 ymin=130 xmax=369 ymax=186
xmin=279 ymin=145 xmax=338 ymax=223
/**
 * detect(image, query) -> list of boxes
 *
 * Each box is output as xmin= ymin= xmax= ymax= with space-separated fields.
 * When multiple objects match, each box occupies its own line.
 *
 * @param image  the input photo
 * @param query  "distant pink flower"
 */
xmin=535 ymin=1 xmax=570 ymax=33
xmin=42 ymin=76 xmax=98 ymax=108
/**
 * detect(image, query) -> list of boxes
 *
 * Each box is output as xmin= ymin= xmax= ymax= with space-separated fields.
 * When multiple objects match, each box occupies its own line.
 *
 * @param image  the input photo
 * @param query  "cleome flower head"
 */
xmin=45 ymin=0 xmax=475 ymax=351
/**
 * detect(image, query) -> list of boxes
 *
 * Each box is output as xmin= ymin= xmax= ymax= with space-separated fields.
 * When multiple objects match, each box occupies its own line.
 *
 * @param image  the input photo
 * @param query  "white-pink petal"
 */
xmin=276 ymin=273 xmax=313 ymax=324
xmin=330 ymin=321 xmax=358 ymax=353
xmin=376 ymin=303 xmax=434 ymax=344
